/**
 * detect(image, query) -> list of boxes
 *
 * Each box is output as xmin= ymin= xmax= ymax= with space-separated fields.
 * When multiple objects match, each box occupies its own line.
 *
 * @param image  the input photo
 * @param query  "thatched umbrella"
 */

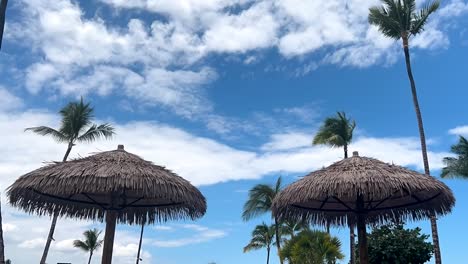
xmin=272 ymin=151 xmax=454 ymax=264
xmin=7 ymin=145 xmax=206 ymax=264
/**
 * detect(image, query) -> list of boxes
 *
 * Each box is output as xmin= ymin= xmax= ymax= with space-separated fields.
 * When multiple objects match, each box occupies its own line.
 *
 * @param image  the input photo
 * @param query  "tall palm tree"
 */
xmin=281 ymin=230 xmax=344 ymax=264
xmin=243 ymin=223 xmax=275 ymax=264
xmin=242 ymin=177 xmax=284 ymax=264
xmin=25 ymin=98 xmax=114 ymax=264
xmin=313 ymin=111 xmax=356 ymax=263
xmin=368 ymin=1 xmax=442 ymax=263
xmin=441 ymin=136 xmax=468 ymax=179
xmin=73 ymin=228 xmax=103 ymax=264
xmin=0 ymin=0 xmax=8 ymax=50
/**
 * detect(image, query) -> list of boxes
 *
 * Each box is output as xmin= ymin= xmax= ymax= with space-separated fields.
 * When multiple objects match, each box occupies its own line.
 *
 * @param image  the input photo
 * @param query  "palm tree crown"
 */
xmin=243 ymin=223 xmax=275 ymax=252
xmin=244 ymin=223 xmax=276 ymax=264
xmin=313 ymin=112 xmax=355 ymax=158
xmin=441 ymin=136 xmax=468 ymax=179
xmin=242 ymin=177 xmax=282 ymax=220
xmin=280 ymin=230 xmax=344 ymax=264
xmin=73 ymin=229 xmax=103 ymax=264
xmin=25 ymin=98 xmax=114 ymax=147
xmin=368 ymin=0 xmax=440 ymax=43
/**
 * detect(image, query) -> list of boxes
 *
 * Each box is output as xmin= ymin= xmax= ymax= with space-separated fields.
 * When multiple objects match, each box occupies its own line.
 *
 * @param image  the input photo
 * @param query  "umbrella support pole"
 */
xmin=357 ymin=213 xmax=368 ymax=264
xmin=102 ymin=211 xmax=117 ymax=264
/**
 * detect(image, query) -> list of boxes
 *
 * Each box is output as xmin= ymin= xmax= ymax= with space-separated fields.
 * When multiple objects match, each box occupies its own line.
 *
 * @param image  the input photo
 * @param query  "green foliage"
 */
xmin=242 ymin=177 xmax=282 ymax=221
xmin=280 ymin=219 xmax=308 ymax=239
xmin=356 ymin=224 xmax=433 ymax=264
xmin=441 ymin=136 xmax=468 ymax=179
xmin=313 ymin=112 xmax=355 ymax=151
xmin=243 ymin=223 xmax=276 ymax=253
xmin=25 ymin=97 xmax=115 ymax=145
xmin=281 ymin=230 xmax=344 ymax=264
xmin=368 ymin=0 xmax=440 ymax=40
xmin=73 ymin=228 xmax=103 ymax=254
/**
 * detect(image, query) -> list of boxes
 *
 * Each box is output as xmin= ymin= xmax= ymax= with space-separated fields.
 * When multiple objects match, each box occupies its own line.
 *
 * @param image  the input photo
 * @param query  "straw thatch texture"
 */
xmin=7 ymin=146 xmax=206 ymax=225
xmin=272 ymin=153 xmax=455 ymax=226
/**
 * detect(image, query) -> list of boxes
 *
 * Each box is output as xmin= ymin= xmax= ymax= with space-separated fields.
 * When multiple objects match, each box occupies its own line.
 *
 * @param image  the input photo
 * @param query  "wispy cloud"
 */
xmin=153 ymin=224 xmax=227 ymax=248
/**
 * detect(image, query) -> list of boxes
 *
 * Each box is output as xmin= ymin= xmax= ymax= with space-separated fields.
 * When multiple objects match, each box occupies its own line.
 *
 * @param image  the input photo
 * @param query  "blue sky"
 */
xmin=0 ymin=0 xmax=468 ymax=263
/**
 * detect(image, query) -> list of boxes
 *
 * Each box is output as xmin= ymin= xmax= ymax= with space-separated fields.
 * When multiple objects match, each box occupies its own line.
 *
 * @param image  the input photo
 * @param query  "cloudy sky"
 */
xmin=1 ymin=0 xmax=468 ymax=263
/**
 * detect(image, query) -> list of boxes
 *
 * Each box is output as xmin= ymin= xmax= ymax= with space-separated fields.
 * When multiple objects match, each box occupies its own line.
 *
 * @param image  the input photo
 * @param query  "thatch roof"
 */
xmin=7 ymin=145 xmax=206 ymax=225
xmin=272 ymin=152 xmax=455 ymax=226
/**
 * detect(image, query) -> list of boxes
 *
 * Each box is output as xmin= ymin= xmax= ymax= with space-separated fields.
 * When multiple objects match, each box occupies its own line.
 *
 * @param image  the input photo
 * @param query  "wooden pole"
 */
xmin=356 ymin=194 xmax=368 ymax=264
xmin=101 ymin=211 xmax=117 ymax=264
xmin=357 ymin=214 xmax=368 ymax=264
xmin=136 ymin=223 xmax=144 ymax=264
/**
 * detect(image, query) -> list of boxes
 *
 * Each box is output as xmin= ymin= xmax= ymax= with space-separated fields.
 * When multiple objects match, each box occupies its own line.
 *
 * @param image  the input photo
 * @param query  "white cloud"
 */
xmin=153 ymin=224 xmax=227 ymax=247
xmin=0 ymin=88 xmax=23 ymax=111
xmin=2 ymin=223 xmax=17 ymax=232
xmin=18 ymin=238 xmax=45 ymax=249
xmin=261 ymin=132 xmax=312 ymax=151
xmin=203 ymin=2 xmax=278 ymax=53
xmin=0 ymin=107 xmax=450 ymax=188
xmin=438 ymin=0 xmax=468 ymax=18
xmin=449 ymin=125 xmax=468 ymax=136
xmin=153 ymin=226 xmax=174 ymax=231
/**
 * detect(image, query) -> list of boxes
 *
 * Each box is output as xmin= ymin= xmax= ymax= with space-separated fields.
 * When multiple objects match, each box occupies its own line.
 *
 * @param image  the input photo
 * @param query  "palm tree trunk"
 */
xmin=274 ymin=217 xmax=283 ymax=264
xmin=266 ymin=247 xmax=270 ymax=264
xmin=136 ymin=223 xmax=144 ymax=264
xmin=40 ymin=142 xmax=73 ymax=264
xmin=402 ymin=36 xmax=441 ymax=264
xmin=87 ymin=252 xmax=93 ymax=264
xmin=0 ymin=197 xmax=5 ymax=264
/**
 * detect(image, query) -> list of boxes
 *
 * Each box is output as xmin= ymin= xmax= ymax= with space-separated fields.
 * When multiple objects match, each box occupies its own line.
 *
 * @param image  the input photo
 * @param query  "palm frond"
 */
xmin=73 ymin=240 xmax=90 ymax=251
xmin=243 ymin=223 xmax=275 ymax=253
xmin=410 ymin=0 xmax=440 ymax=35
xmin=77 ymin=123 xmax=115 ymax=143
xmin=59 ymin=98 xmax=94 ymax=139
xmin=313 ymin=112 xmax=355 ymax=149
xmin=242 ymin=183 xmax=277 ymax=221
xmin=441 ymin=136 xmax=468 ymax=179
xmin=368 ymin=5 xmax=402 ymax=39
xmin=24 ymin=126 xmax=68 ymax=142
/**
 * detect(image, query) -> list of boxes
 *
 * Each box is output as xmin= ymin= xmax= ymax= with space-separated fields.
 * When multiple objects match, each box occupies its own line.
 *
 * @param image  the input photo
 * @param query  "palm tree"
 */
xmin=313 ymin=111 xmax=356 ymax=263
xmin=242 ymin=177 xmax=284 ymax=264
xmin=368 ymin=1 xmax=442 ymax=263
xmin=243 ymin=223 xmax=275 ymax=264
xmin=0 ymin=0 xmax=8 ymax=50
xmin=25 ymin=98 xmax=115 ymax=264
xmin=73 ymin=228 xmax=103 ymax=264
xmin=441 ymin=136 xmax=468 ymax=179
xmin=281 ymin=230 xmax=344 ymax=264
